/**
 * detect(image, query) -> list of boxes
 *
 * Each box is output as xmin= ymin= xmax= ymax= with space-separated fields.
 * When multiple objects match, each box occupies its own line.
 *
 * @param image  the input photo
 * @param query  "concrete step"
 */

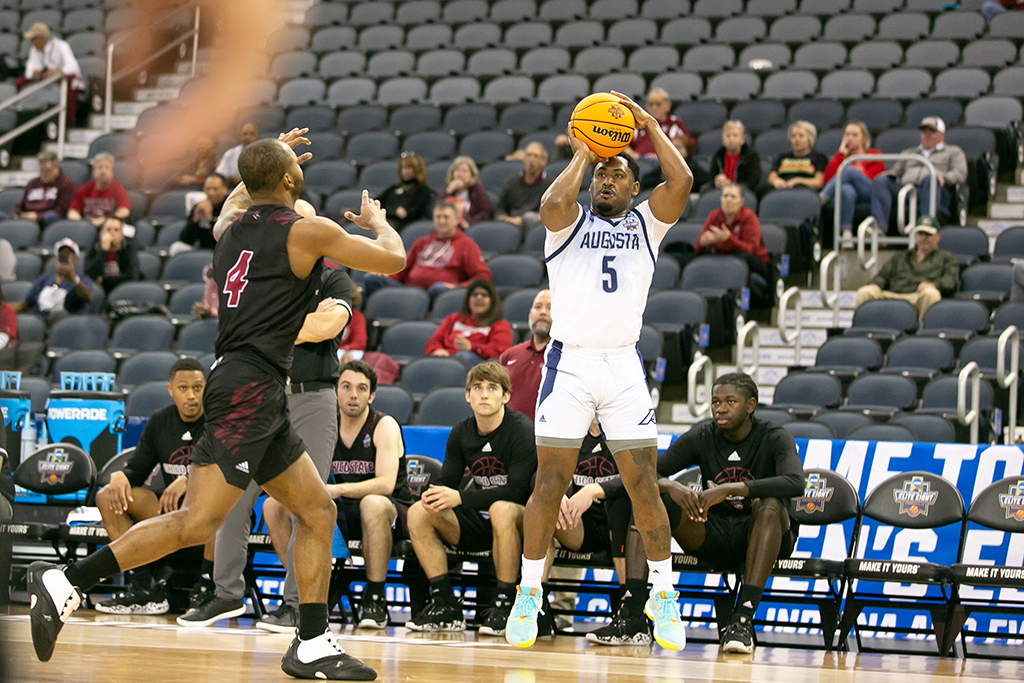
xmin=114 ymin=101 xmax=159 ymax=116
xmin=0 ymin=170 xmax=37 ymax=186
xmin=1003 ymin=186 xmax=1024 ymax=204
xmin=798 ymin=290 xmax=858 ymax=310
xmin=711 ymin=364 xmax=791 ymax=389
xmin=88 ymin=113 xmax=138 ymax=131
xmin=134 ymin=87 xmax=180 ymax=102
xmin=67 ymin=128 xmax=105 ymax=145
xmin=990 ymin=203 xmax=1024 ymax=220
xmin=742 ymin=346 xmax=818 ymax=367
xmin=42 ymin=142 xmax=88 ymax=158
xmin=757 ymin=327 xmax=828 ymax=349
xmin=978 ymin=218 xmax=1024 ymax=237
xmin=156 ymin=73 xmax=192 ymax=88
xmin=782 ymin=308 xmax=854 ymax=328
xmin=175 ymin=60 xmax=212 ymax=75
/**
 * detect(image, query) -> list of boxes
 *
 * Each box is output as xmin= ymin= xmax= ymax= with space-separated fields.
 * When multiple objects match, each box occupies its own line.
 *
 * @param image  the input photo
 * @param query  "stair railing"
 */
xmin=997 ymin=325 xmax=1020 ymax=444
xmin=777 ymin=286 xmax=803 ymax=367
xmin=0 ymin=73 xmax=67 ymax=158
xmin=736 ymin=319 xmax=760 ymax=378
xmin=819 ymin=250 xmax=841 ymax=328
xmin=958 ymin=361 xmax=981 ymax=445
xmin=687 ymin=351 xmax=713 ymax=419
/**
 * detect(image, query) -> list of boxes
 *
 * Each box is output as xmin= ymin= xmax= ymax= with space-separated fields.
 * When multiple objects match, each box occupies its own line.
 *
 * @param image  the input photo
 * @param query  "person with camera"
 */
xmin=84 ymin=217 xmax=141 ymax=295
xmin=11 ymin=238 xmax=94 ymax=324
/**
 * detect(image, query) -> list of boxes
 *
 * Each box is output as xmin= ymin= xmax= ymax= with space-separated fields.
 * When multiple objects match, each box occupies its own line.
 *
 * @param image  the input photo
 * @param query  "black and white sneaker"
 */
xmin=477 ymin=598 xmax=513 ymax=636
xmin=187 ymin=576 xmax=216 ymax=612
xmin=27 ymin=562 xmax=83 ymax=662
xmin=357 ymin=593 xmax=388 ymax=629
xmin=95 ymin=580 xmax=170 ymax=615
xmin=176 ymin=596 xmax=246 ymax=627
xmin=585 ymin=602 xmax=652 ymax=647
xmin=720 ymin=615 xmax=755 ymax=654
xmin=405 ymin=598 xmax=466 ymax=632
xmin=257 ymin=604 xmax=299 ymax=633
xmin=280 ymin=628 xmax=377 ymax=681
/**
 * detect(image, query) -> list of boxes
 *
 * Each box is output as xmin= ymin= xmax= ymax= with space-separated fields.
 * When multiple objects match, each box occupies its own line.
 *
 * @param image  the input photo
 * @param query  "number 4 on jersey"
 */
xmin=224 ymin=250 xmax=254 ymax=308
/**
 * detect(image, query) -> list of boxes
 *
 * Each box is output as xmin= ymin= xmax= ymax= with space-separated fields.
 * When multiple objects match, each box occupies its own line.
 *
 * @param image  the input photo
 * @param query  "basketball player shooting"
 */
xmin=505 ymin=93 xmax=694 ymax=649
xmin=27 ymin=129 xmax=406 ymax=681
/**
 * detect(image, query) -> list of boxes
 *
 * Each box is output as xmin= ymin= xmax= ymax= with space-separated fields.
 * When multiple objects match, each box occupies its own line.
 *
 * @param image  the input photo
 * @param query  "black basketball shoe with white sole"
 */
xmin=27 ymin=562 xmax=83 ymax=662
xmin=720 ymin=615 xmax=756 ymax=654
xmin=280 ymin=629 xmax=377 ymax=680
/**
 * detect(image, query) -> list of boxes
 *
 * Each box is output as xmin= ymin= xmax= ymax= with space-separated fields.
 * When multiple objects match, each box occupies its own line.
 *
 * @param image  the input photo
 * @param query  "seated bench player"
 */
xmin=264 ymin=360 xmax=411 ymax=629
xmin=405 ymin=362 xmax=540 ymax=635
xmin=94 ymin=358 xmax=212 ymax=614
xmin=592 ymin=372 xmax=804 ymax=654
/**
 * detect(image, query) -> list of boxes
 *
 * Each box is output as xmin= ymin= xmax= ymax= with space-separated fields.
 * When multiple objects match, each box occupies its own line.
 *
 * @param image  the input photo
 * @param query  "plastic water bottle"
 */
xmin=37 ymin=421 xmax=48 ymax=447
xmin=21 ymin=418 xmax=36 ymax=463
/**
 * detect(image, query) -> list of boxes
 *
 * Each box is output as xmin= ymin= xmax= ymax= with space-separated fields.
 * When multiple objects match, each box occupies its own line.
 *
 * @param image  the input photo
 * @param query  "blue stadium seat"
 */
xmin=379 ymin=321 xmax=439 ymax=365
xmin=846 ymin=423 xmax=916 ymax=443
xmin=106 ymin=282 xmax=167 ymax=306
xmin=401 ymin=358 xmax=468 ymax=400
xmin=177 ymin=318 xmax=218 ymax=355
xmin=126 ymin=380 xmax=175 ymax=418
xmin=770 ymin=373 xmax=842 ymax=417
xmin=812 ymin=411 xmax=871 ymax=440
xmin=783 ymin=421 xmax=836 ymax=440
xmin=487 ymin=254 xmax=544 ymax=294
xmin=109 ymin=316 xmax=175 ymax=357
xmin=46 ymin=315 xmax=109 ymax=357
xmin=371 ymin=385 xmax=414 ymax=425
xmin=806 ymin=337 xmax=883 ymax=383
xmin=840 ymin=374 xmax=918 ymax=418
xmin=415 ymin=386 xmax=474 ymax=426
xmin=117 ymin=351 xmax=179 ymax=390
xmin=51 ymin=349 xmax=115 ymax=382
xmin=161 ymin=251 xmax=213 ymax=284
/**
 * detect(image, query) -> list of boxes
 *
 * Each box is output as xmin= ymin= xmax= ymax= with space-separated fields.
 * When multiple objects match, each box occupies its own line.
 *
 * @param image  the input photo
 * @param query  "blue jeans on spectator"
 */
xmin=982 ymin=1 xmax=1007 ymax=21
xmin=362 ymin=274 xmax=451 ymax=302
xmin=821 ymin=167 xmax=874 ymax=231
xmin=870 ymin=174 xmax=951 ymax=235
xmin=455 ymin=350 xmax=485 ymax=367
xmin=38 ymin=211 xmax=62 ymax=228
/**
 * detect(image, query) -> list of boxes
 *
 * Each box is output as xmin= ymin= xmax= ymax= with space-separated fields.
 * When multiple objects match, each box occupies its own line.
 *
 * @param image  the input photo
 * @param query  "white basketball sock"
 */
xmin=648 ymin=559 xmax=674 ymax=594
xmin=520 ymin=556 xmax=546 ymax=591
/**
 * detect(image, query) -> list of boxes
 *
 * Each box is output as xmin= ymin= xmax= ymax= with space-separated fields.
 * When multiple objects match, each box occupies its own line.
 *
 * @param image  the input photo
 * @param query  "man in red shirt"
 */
xmin=11 ymin=151 xmax=76 ymax=227
xmin=362 ymin=202 xmax=491 ymax=301
xmin=67 ymin=153 xmax=131 ymax=228
xmin=626 ymin=88 xmax=692 ymax=159
xmin=696 ymin=183 xmax=770 ymax=283
xmin=497 ymin=289 xmax=551 ymax=422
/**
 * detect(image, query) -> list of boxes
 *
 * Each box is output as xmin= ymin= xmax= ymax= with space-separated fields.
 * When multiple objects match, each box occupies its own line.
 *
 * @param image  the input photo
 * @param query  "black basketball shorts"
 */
xmin=449 ymin=506 xmax=493 ymax=553
xmin=189 ymin=356 xmax=306 ymax=490
xmin=336 ymin=496 xmax=410 ymax=541
xmin=575 ymin=504 xmax=612 ymax=555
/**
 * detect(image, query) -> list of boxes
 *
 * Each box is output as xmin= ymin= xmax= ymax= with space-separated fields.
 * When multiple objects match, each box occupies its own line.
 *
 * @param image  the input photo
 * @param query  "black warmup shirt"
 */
xmin=439 ymin=408 xmax=537 ymax=510
xmin=331 ymin=408 xmax=412 ymax=505
xmin=571 ymin=432 xmax=619 ymax=506
xmin=290 ymin=268 xmax=353 ymax=384
xmin=121 ymin=404 xmax=206 ymax=488
xmin=0 ymin=428 xmax=12 ymax=505
xmin=601 ymin=417 xmax=804 ymax=515
xmin=180 ymin=199 xmax=225 ymax=250
xmin=213 ymin=204 xmax=323 ymax=376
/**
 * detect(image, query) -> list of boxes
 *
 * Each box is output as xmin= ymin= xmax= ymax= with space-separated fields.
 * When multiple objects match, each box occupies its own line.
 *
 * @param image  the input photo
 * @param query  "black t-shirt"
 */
xmin=772 ymin=151 xmax=828 ymax=182
xmin=571 ymin=432 xmax=619 ymax=507
xmin=180 ymin=199 xmax=225 ymax=250
xmin=0 ymin=427 xmax=13 ymax=505
xmin=330 ymin=408 xmax=412 ymax=505
xmin=601 ymin=418 xmax=804 ymax=516
xmin=438 ymin=408 xmax=537 ymax=511
xmin=213 ymin=204 xmax=323 ymax=376
xmin=290 ymin=268 xmax=353 ymax=384
xmin=121 ymin=404 xmax=206 ymax=488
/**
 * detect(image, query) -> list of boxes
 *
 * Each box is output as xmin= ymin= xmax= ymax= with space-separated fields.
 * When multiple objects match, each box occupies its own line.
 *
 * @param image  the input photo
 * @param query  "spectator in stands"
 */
xmin=12 ymin=238 xmax=94 ymax=323
xmin=11 ymin=151 xmax=76 ymax=227
xmin=593 ymin=372 xmax=803 ymax=654
xmin=0 ymin=285 xmax=16 ymax=360
xmin=496 ymin=143 xmax=550 ymax=229
xmin=497 ymin=289 xmax=550 ymax=421
xmin=170 ymin=134 xmax=219 ymax=189
xmin=171 ymin=173 xmax=229 ymax=255
xmin=982 ymin=1 xmax=1023 ymax=22
xmin=379 ymin=152 xmax=431 ymax=231
xmin=67 ymin=153 xmax=131 ymax=227
xmin=426 ymin=279 xmax=512 ymax=366
xmin=820 ymin=122 xmax=885 ymax=241
xmin=215 ymin=122 xmax=259 ymax=186
xmin=626 ymin=88 xmax=694 ymax=161
xmin=696 ymin=183 xmax=770 ymax=283
xmin=855 ymin=216 xmax=959 ymax=322
xmin=761 ymin=121 xmax=827 ymax=196
xmin=83 ymin=217 xmax=140 ymax=295
xmin=339 ymin=288 xmax=367 ymax=363
xmin=19 ymin=23 xmax=84 ymax=127
xmin=405 ymin=362 xmax=540 ymax=636
xmin=708 ymin=120 xmax=760 ymax=194
xmin=1011 ymin=261 xmax=1024 ymax=303
xmin=192 ymin=265 xmax=218 ymax=320
xmin=439 ymin=156 xmax=492 ymax=229
xmin=0 ymin=239 xmax=14 ymax=283
xmin=290 ymin=360 xmax=411 ymax=629
xmin=869 ymin=117 xmax=968 ymax=235
xmin=362 ymin=201 xmax=491 ymax=301
xmin=93 ymin=358 xmax=211 ymax=615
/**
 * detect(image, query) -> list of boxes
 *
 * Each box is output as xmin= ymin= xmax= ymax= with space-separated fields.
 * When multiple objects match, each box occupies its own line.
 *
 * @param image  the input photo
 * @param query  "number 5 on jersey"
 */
xmin=602 ymin=255 xmax=618 ymax=293
xmin=224 ymin=250 xmax=254 ymax=308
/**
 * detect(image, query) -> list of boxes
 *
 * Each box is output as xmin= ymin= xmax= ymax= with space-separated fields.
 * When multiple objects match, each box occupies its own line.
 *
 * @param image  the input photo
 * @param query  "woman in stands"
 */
xmin=438 ymin=156 xmax=493 ymax=229
xmin=762 ymin=120 xmax=828 ymax=197
xmin=426 ymin=279 xmax=512 ymax=367
xmin=379 ymin=152 xmax=432 ymax=231
xmin=820 ymin=121 xmax=885 ymax=242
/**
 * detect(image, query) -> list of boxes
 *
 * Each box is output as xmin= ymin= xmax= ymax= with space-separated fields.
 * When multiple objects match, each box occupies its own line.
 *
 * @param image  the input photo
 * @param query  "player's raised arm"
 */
xmin=539 ymin=124 xmax=602 ymax=233
xmin=290 ymin=191 xmax=406 ymax=276
xmin=612 ymin=91 xmax=693 ymax=225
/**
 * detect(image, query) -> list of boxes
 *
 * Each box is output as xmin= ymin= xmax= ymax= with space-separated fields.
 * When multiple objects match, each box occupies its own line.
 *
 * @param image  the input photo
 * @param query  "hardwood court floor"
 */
xmin=3 ymin=608 xmax=1024 ymax=683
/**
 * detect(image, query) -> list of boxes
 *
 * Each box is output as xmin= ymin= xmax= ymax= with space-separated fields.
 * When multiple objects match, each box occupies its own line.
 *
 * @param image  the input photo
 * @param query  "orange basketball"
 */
xmin=570 ymin=93 xmax=636 ymax=158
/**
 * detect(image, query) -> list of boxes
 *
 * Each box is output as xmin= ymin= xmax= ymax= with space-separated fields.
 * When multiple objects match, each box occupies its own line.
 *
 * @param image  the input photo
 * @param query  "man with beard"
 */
xmin=27 ymin=129 xmax=406 ymax=680
xmin=93 ymin=358 xmax=209 ymax=615
xmin=498 ymin=289 xmax=550 ymax=421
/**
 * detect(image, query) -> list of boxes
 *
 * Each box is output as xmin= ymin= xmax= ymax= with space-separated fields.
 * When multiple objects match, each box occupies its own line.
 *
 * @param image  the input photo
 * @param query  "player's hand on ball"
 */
xmin=344 ymin=190 xmax=388 ymax=230
xmin=566 ymin=122 xmax=602 ymax=165
xmin=610 ymin=91 xmax=656 ymax=131
xmin=278 ymin=127 xmax=312 ymax=164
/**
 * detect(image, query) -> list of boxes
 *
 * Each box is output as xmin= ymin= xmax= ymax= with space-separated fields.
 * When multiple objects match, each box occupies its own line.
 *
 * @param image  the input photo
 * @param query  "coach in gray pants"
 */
xmin=177 ymin=268 xmax=353 ymax=629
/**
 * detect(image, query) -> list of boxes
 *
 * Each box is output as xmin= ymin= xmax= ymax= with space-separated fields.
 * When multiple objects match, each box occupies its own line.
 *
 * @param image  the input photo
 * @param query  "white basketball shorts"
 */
xmin=533 ymin=340 xmax=658 ymax=443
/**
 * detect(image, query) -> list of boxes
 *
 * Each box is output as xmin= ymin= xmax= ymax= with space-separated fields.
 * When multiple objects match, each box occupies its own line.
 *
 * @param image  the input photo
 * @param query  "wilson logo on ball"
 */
xmin=590 ymin=125 xmax=632 ymax=143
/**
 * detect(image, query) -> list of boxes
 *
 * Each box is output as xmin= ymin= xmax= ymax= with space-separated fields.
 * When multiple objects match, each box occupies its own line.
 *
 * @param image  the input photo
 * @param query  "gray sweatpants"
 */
xmin=213 ymin=387 xmax=338 ymax=604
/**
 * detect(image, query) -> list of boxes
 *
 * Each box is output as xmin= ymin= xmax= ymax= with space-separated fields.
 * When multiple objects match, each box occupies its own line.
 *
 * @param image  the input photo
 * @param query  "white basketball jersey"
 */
xmin=545 ymin=200 xmax=673 ymax=350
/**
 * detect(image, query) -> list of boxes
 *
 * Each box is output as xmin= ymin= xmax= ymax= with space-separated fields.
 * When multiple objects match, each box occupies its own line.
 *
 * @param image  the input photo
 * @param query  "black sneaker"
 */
xmin=477 ymin=598 xmax=513 ymax=636
xmin=536 ymin=595 xmax=556 ymax=639
xmin=405 ymin=597 xmax=466 ymax=632
xmin=357 ymin=593 xmax=388 ymax=629
xmin=27 ymin=562 xmax=83 ymax=662
xmin=720 ymin=615 xmax=755 ymax=654
xmin=584 ymin=602 xmax=652 ymax=647
xmin=280 ymin=629 xmax=377 ymax=681
xmin=176 ymin=596 xmax=246 ymax=627
xmin=187 ymin=577 xmax=216 ymax=612
xmin=257 ymin=603 xmax=299 ymax=634
xmin=95 ymin=580 xmax=169 ymax=615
